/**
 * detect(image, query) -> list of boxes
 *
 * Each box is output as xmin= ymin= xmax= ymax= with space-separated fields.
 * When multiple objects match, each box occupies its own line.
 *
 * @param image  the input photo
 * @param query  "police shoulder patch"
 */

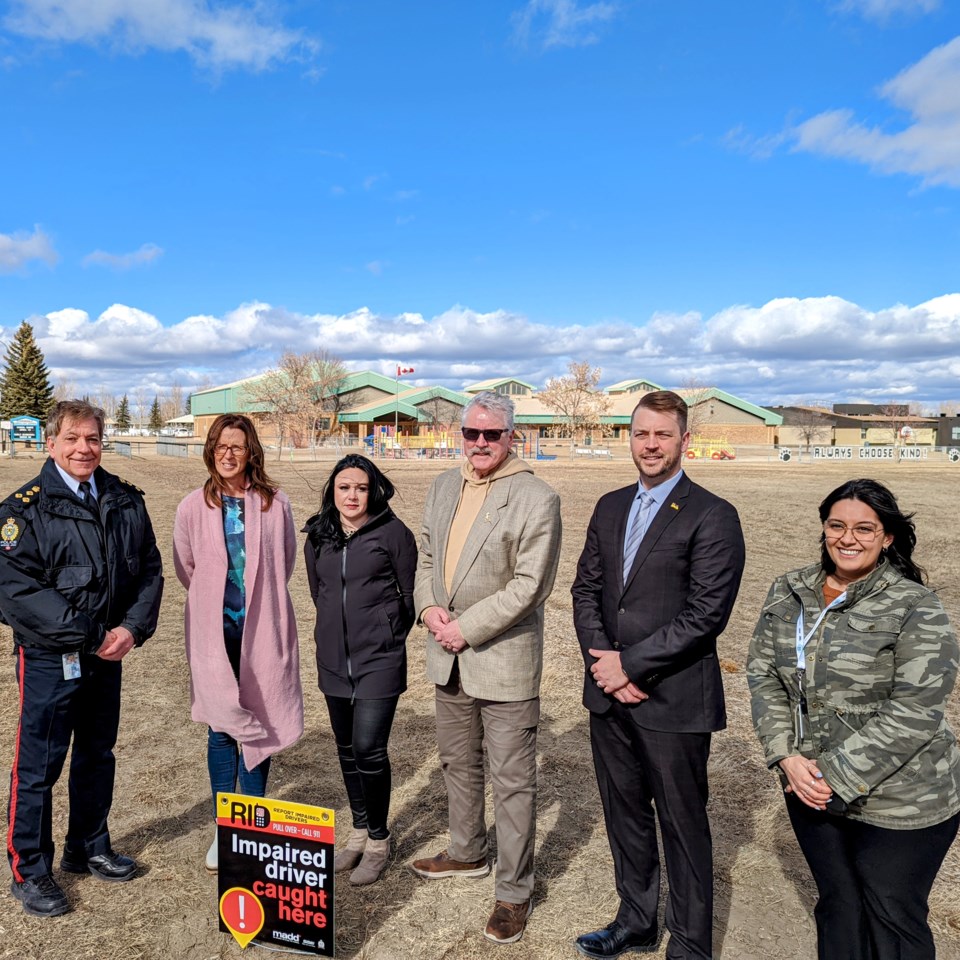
xmin=1 ymin=517 xmax=21 ymax=551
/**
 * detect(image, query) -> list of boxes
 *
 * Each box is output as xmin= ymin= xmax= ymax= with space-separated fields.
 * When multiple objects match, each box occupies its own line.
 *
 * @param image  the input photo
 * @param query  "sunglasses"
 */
xmin=461 ymin=427 xmax=511 ymax=443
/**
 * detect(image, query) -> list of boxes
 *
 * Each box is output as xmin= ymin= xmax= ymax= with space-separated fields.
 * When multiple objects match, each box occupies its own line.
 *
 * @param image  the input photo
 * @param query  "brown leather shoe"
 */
xmin=409 ymin=849 xmax=490 ymax=879
xmin=484 ymin=899 xmax=532 ymax=944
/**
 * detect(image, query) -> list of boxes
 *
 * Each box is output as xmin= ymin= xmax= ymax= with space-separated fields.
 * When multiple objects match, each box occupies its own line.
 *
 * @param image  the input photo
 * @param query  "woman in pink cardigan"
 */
xmin=173 ymin=414 xmax=303 ymax=872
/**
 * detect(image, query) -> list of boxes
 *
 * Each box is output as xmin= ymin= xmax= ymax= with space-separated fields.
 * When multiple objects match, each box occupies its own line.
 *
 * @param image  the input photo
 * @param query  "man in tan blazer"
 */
xmin=409 ymin=390 xmax=561 ymax=945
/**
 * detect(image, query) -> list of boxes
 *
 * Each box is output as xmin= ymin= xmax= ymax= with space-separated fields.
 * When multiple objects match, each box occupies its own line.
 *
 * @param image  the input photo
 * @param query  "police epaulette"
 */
xmin=12 ymin=483 xmax=41 ymax=506
xmin=118 ymin=477 xmax=145 ymax=495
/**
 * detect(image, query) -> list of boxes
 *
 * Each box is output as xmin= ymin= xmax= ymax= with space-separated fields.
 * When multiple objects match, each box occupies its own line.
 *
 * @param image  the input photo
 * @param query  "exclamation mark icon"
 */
xmin=239 ymin=894 xmax=246 ymax=929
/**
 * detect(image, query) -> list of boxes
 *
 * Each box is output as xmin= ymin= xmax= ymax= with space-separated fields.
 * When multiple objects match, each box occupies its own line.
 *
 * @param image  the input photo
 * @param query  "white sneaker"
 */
xmin=205 ymin=832 xmax=218 ymax=873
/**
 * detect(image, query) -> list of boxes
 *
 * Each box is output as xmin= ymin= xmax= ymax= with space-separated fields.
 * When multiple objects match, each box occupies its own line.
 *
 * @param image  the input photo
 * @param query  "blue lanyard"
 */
xmin=795 ymin=593 xmax=846 ymax=670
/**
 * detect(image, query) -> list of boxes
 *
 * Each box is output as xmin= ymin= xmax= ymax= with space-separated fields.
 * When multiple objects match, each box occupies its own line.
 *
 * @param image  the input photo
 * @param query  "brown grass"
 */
xmin=1 ymin=453 xmax=959 ymax=959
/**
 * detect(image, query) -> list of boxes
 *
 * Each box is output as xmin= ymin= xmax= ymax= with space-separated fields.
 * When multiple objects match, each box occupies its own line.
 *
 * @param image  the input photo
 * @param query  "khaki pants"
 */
xmin=435 ymin=669 xmax=539 ymax=903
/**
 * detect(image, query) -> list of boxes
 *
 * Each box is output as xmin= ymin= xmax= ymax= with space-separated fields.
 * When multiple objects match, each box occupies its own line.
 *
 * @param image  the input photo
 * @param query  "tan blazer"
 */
xmin=414 ymin=466 xmax=562 ymax=701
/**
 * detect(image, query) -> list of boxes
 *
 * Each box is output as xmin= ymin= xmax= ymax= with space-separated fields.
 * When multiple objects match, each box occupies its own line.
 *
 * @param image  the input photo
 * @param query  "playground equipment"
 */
xmin=685 ymin=436 xmax=736 ymax=461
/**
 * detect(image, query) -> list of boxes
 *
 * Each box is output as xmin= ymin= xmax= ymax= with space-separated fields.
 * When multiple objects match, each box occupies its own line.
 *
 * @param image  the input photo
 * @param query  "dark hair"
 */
xmin=48 ymin=399 xmax=105 ymax=439
xmin=312 ymin=454 xmax=396 ymax=548
xmin=632 ymin=390 xmax=689 ymax=435
xmin=818 ymin=478 xmax=925 ymax=584
xmin=202 ymin=414 xmax=277 ymax=511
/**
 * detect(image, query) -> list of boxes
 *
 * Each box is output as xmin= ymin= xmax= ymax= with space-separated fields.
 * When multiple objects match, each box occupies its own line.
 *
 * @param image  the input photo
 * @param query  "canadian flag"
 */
xmin=397 ymin=366 xmax=415 ymax=376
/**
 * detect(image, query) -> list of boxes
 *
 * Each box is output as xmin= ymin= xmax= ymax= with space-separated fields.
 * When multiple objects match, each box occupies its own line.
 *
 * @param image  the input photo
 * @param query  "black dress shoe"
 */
xmin=11 ymin=875 xmax=71 ymax=917
xmin=574 ymin=921 xmax=660 ymax=958
xmin=61 ymin=850 xmax=138 ymax=882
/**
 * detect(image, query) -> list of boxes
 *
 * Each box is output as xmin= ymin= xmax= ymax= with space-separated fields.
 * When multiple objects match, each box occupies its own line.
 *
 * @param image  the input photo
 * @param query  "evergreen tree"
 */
xmin=116 ymin=394 xmax=131 ymax=432
xmin=0 ymin=321 xmax=55 ymax=420
xmin=149 ymin=395 xmax=163 ymax=433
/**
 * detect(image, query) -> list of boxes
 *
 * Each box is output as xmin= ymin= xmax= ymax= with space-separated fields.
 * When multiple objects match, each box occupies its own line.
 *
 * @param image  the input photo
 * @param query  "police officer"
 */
xmin=0 ymin=400 xmax=163 ymax=917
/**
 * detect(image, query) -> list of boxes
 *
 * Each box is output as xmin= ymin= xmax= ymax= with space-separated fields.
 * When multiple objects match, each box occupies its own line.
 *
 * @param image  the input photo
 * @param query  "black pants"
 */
xmin=7 ymin=647 xmax=122 ymax=882
xmin=787 ymin=793 xmax=960 ymax=960
xmin=591 ymin=706 xmax=714 ymax=960
xmin=324 ymin=694 xmax=399 ymax=840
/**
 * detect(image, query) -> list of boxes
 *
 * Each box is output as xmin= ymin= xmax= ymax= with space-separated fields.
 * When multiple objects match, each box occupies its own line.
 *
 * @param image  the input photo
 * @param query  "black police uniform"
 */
xmin=0 ymin=458 xmax=163 ymax=882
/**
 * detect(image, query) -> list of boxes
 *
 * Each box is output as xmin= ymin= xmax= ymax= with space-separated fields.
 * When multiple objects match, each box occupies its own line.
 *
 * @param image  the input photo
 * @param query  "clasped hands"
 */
xmin=778 ymin=755 xmax=834 ymax=811
xmin=97 ymin=626 xmax=136 ymax=661
xmin=423 ymin=606 xmax=467 ymax=654
xmin=589 ymin=648 xmax=648 ymax=704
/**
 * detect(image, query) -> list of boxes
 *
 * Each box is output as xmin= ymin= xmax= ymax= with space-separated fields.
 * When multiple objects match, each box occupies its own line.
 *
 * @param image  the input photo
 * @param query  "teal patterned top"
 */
xmin=222 ymin=495 xmax=246 ymax=678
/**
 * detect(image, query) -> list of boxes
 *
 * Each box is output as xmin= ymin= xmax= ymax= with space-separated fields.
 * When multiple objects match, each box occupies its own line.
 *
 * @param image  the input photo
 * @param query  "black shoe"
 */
xmin=60 ymin=850 xmax=138 ymax=882
xmin=574 ymin=921 xmax=660 ymax=958
xmin=11 ymin=875 xmax=71 ymax=917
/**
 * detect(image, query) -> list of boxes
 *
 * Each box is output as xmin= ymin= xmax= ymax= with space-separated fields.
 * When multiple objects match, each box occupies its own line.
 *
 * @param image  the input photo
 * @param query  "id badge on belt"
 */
xmin=62 ymin=652 xmax=81 ymax=680
xmin=793 ymin=668 xmax=808 ymax=748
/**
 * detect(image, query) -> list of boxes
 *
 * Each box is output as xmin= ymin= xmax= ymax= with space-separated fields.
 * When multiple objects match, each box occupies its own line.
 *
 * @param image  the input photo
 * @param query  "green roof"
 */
xmin=678 ymin=387 xmax=783 ymax=426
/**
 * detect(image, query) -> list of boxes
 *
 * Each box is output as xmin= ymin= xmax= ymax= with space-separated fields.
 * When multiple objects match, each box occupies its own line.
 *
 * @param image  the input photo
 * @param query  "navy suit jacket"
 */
xmin=572 ymin=472 xmax=745 ymax=733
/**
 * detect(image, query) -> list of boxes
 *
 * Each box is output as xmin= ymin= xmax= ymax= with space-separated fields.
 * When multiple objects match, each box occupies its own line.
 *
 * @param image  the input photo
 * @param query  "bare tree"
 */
xmin=677 ymin=378 xmax=712 ymax=439
xmin=161 ymin=382 xmax=185 ymax=423
xmin=134 ymin=386 xmax=149 ymax=434
xmin=418 ymin=388 xmax=463 ymax=434
xmin=242 ymin=350 xmax=349 ymax=457
xmin=880 ymin=401 xmax=911 ymax=447
xmin=309 ymin=350 xmax=349 ymax=437
xmin=939 ymin=400 xmax=960 ymax=417
xmin=91 ymin=385 xmax=117 ymax=420
xmin=53 ymin=378 xmax=78 ymax=402
xmin=539 ymin=362 xmax=610 ymax=445
xmin=793 ymin=404 xmax=833 ymax=451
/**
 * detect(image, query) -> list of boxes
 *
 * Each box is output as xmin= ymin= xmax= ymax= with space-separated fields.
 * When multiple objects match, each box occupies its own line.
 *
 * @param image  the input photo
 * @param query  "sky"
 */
xmin=2 ymin=0 xmax=960 ymax=408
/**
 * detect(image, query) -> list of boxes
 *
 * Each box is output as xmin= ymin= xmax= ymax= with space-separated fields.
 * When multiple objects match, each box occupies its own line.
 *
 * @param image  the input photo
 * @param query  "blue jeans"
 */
xmin=207 ymin=728 xmax=270 ymax=818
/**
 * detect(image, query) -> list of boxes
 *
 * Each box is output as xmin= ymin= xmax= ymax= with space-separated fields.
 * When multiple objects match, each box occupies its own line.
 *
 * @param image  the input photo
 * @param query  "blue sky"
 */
xmin=2 ymin=0 xmax=960 ymax=407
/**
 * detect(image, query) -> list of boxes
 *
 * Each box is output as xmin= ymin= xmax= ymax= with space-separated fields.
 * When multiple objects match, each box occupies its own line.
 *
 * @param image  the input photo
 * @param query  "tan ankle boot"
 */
xmin=349 ymin=834 xmax=390 ymax=885
xmin=334 ymin=827 xmax=367 ymax=873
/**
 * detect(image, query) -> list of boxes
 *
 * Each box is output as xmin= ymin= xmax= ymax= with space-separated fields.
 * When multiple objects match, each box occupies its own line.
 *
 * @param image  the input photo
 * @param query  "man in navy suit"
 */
xmin=571 ymin=390 xmax=745 ymax=960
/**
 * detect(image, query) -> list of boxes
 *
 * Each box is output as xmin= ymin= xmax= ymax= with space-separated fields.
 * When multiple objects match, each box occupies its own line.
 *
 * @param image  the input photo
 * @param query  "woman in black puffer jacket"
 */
xmin=303 ymin=454 xmax=416 ymax=886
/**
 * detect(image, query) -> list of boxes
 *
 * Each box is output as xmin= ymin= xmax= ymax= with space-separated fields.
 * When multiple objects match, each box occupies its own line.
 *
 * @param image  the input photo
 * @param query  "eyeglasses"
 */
xmin=461 ymin=427 xmax=511 ymax=443
xmin=214 ymin=444 xmax=248 ymax=458
xmin=823 ymin=520 xmax=883 ymax=543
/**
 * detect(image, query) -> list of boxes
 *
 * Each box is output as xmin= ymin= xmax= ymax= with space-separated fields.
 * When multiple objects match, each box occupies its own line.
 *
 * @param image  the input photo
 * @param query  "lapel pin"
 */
xmin=484 ymin=511 xmax=492 ymax=522
xmin=670 ymin=503 xmax=679 ymax=510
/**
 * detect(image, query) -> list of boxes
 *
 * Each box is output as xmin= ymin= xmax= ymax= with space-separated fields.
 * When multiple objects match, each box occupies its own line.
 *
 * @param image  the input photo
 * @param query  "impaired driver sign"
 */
xmin=216 ymin=793 xmax=335 ymax=954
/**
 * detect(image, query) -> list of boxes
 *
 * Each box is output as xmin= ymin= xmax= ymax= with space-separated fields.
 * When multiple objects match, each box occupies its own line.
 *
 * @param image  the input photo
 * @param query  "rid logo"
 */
xmin=229 ymin=800 xmax=271 ymax=829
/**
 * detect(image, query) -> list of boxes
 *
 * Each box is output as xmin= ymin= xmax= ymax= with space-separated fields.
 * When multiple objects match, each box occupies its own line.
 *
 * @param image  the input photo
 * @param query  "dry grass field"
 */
xmin=1 ymin=452 xmax=959 ymax=960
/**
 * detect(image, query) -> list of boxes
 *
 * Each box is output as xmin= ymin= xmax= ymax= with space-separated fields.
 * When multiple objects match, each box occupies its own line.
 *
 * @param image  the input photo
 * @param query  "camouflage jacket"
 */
xmin=747 ymin=560 xmax=960 ymax=829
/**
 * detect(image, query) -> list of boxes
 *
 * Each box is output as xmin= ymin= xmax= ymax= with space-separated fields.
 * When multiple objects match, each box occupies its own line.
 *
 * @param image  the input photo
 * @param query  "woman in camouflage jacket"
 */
xmin=747 ymin=478 xmax=960 ymax=960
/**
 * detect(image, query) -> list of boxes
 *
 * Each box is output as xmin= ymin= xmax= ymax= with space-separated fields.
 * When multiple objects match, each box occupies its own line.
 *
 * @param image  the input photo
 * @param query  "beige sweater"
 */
xmin=443 ymin=453 xmax=531 ymax=592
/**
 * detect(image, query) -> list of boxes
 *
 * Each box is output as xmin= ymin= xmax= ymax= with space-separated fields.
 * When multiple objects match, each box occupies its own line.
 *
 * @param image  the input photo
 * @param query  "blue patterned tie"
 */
xmin=623 ymin=490 xmax=654 ymax=582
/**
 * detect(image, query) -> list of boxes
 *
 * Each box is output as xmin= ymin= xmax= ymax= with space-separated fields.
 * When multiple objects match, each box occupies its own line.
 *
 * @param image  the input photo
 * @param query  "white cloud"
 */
xmin=14 ymin=293 xmax=960 ymax=405
xmin=723 ymin=123 xmax=789 ymax=161
xmin=790 ymin=36 xmax=960 ymax=187
xmin=834 ymin=0 xmax=940 ymax=21
xmin=365 ymin=260 xmax=386 ymax=276
xmin=3 ymin=0 xmax=316 ymax=72
xmin=82 ymin=242 xmax=164 ymax=270
xmin=0 ymin=224 xmax=58 ymax=273
xmin=511 ymin=0 xmax=619 ymax=50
